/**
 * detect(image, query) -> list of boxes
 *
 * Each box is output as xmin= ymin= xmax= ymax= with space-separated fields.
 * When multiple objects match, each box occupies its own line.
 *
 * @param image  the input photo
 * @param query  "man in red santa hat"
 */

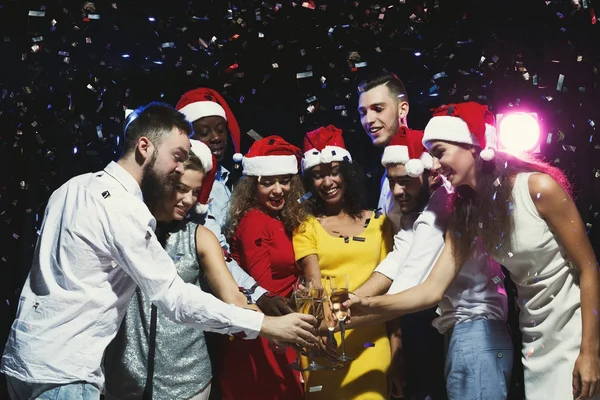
xmin=351 ymin=121 xmax=512 ymax=400
xmin=176 ymin=89 xmax=294 ymax=400
xmin=357 ymin=73 xmax=447 ymax=400
xmin=176 ymin=88 xmax=243 ymax=230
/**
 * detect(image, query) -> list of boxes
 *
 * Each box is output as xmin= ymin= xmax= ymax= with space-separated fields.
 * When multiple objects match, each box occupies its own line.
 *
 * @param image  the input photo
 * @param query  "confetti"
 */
xmin=0 ymin=4 xmax=597 ymax=386
xmin=297 ymin=191 xmax=313 ymax=204
xmin=246 ymin=130 xmax=263 ymax=141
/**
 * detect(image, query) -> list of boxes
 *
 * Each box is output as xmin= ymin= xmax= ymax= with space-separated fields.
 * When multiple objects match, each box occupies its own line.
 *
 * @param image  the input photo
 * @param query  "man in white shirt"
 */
xmin=176 ymin=87 xmax=294 ymax=317
xmin=0 ymin=102 xmax=317 ymax=400
xmin=351 ymin=126 xmax=513 ymax=400
xmin=357 ymin=72 xmax=447 ymax=400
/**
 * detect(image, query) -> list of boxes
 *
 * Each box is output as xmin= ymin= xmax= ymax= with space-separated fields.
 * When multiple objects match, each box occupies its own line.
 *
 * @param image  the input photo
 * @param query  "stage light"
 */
xmin=496 ymin=112 xmax=541 ymax=154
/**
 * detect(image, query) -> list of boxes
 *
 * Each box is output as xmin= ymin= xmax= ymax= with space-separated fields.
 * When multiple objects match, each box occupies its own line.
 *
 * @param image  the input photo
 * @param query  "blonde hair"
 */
xmin=183 ymin=152 xmax=206 ymax=173
xmin=226 ymin=175 xmax=310 ymax=240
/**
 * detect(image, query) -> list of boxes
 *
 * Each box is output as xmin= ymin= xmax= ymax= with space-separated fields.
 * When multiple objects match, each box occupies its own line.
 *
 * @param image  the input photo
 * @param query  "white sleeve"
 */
xmin=387 ymin=187 xmax=452 ymax=294
xmin=202 ymin=216 xmax=268 ymax=303
xmin=374 ymin=228 xmax=413 ymax=279
xmin=108 ymin=204 xmax=264 ymax=339
xmin=378 ymin=178 xmax=402 ymax=234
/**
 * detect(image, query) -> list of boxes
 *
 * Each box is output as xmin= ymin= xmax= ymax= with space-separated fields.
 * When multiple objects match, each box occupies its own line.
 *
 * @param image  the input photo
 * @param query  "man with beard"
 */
xmin=356 ymin=73 xmax=447 ymax=400
xmin=1 ymin=102 xmax=318 ymax=400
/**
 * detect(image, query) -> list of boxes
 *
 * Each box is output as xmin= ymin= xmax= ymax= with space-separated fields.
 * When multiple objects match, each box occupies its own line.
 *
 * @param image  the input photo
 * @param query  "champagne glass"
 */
xmin=287 ymin=276 xmax=311 ymax=370
xmin=321 ymin=276 xmax=338 ymax=333
xmin=320 ymin=276 xmax=344 ymax=370
xmin=303 ymin=275 xmax=326 ymax=371
xmin=329 ymin=273 xmax=353 ymax=362
xmin=287 ymin=275 xmax=326 ymax=371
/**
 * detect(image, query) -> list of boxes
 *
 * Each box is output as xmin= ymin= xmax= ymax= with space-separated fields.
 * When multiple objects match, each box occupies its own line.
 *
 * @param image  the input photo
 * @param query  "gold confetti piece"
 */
xmin=246 ymin=129 xmax=263 ymax=141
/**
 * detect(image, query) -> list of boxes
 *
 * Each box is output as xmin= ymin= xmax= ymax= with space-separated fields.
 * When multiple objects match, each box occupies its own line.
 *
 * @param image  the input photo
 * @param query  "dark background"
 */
xmin=1 ymin=0 xmax=599 ymax=398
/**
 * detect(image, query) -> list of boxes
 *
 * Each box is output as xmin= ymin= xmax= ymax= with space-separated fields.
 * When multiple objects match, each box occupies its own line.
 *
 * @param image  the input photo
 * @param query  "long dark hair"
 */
xmin=302 ymin=162 xmax=368 ymax=220
xmin=449 ymin=149 xmax=572 ymax=267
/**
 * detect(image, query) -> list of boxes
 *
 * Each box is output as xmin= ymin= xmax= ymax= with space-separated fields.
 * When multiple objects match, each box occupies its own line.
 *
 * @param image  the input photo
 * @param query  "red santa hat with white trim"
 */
xmin=302 ymin=125 xmax=352 ymax=172
xmin=422 ymin=101 xmax=497 ymax=161
xmin=189 ymin=139 xmax=217 ymax=214
xmin=176 ymin=88 xmax=242 ymax=159
xmin=381 ymin=127 xmax=434 ymax=177
xmin=242 ymin=135 xmax=302 ymax=177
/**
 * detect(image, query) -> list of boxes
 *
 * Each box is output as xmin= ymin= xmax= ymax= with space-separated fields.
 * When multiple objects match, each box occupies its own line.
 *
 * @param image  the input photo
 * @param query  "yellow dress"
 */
xmin=293 ymin=212 xmax=393 ymax=400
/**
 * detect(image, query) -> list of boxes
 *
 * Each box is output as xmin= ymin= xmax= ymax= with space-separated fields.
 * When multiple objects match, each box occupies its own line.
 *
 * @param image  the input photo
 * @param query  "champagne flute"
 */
xmin=303 ymin=275 xmax=326 ymax=371
xmin=287 ymin=276 xmax=311 ymax=371
xmin=320 ymin=276 xmax=344 ymax=370
xmin=329 ymin=273 xmax=353 ymax=362
xmin=287 ymin=275 xmax=326 ymax=371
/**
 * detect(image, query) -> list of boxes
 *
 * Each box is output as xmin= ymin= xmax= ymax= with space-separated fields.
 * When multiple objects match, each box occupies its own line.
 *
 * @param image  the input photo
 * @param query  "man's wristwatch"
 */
xmin=238 ymin=283 xmax=260 ymax=305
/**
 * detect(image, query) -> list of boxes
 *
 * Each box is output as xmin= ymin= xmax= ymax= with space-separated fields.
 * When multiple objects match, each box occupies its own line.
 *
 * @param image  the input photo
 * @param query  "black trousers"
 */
xmin=399 ymin=308 xmax=447 ymax=400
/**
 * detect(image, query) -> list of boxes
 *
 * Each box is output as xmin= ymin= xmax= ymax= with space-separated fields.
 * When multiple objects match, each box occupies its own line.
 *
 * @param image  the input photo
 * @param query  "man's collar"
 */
xmin=215 ymin=164 xmax=230 ymax=183
xmin=104 ymin=161 xmax=144 ymax=202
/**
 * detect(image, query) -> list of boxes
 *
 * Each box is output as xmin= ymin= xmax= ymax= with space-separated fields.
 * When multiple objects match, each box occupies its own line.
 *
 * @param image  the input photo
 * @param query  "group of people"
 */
xmin=1 ymin=71 xmax=599 ymax=400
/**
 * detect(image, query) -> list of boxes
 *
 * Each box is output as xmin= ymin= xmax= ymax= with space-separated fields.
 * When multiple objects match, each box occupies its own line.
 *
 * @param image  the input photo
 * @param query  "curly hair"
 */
xmin=449 ymin=149 xmax=572 ymax=268
xmin=226 ymin=174 xmax=310 ymax=240
xmin=302 ymin=162 xmax=368 ymax=220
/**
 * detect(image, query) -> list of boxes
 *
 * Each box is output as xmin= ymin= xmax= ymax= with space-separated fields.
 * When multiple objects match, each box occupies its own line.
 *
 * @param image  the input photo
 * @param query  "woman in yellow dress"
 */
xmin=293 ymin=125 xmax=392 ymax=400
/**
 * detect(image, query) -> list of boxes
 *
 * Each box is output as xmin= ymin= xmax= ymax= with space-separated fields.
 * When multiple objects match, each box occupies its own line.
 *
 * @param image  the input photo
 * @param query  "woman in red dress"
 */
xmin=217 ymin=136 xmax=310 ymax=400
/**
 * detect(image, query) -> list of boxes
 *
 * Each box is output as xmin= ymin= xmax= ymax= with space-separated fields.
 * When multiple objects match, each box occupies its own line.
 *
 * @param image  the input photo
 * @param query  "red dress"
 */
xmin=218 ymin=208 xmax=303 ymax=400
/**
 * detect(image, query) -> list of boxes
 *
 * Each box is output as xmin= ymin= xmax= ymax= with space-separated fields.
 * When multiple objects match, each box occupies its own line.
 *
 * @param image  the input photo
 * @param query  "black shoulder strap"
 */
xmin=142 ymin=304 xmax=158 ymax=400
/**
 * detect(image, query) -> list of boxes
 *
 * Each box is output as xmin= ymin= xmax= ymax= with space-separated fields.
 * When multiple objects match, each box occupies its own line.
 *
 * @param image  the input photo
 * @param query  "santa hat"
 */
xmin=242 ymin=135 xmax=302 ymax=177
xmin=422 ymin=102 xmax=497 ymax=161
xmin=302 ymin=125 xmax=352 ymax=172
xmin=381 ymin=127 xmax=434 ymax=177
xmin=189 ymin=139 xmax=217 ymax=214
xmin=176 ymin=88 xmax=242 ymax=156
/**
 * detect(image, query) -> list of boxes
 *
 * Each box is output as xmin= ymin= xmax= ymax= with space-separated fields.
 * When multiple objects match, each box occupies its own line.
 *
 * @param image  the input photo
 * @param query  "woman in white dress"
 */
xmin=346 ymin=102 xmax=600 ymax=400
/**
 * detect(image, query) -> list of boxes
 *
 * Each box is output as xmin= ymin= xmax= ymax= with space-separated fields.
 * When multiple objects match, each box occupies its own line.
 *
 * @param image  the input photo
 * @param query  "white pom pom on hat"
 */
xmin=422 ymin=101 xmax=497 ymax=161
xmin=381 ymin=127 xmax=433 ymax=177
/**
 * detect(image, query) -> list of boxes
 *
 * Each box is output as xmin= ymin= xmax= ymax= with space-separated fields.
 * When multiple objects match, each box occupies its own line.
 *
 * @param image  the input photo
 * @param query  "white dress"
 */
xmin=495 ymin=172 xmax=598 ymax=400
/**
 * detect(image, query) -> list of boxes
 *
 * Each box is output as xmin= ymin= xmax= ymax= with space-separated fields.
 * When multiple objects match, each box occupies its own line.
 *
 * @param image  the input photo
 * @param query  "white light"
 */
xmin=497 ymin=112 xmax=541 ymax=154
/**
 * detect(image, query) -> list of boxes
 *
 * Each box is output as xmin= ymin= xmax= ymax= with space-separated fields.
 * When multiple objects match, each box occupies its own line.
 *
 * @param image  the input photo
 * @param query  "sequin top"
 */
xmin=104 ymin=220 xmax=211 ymax=399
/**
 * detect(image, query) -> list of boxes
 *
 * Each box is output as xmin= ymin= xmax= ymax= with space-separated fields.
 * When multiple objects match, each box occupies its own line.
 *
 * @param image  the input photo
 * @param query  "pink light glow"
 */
xmin=497 ymin=112 xmax=541 ymax=153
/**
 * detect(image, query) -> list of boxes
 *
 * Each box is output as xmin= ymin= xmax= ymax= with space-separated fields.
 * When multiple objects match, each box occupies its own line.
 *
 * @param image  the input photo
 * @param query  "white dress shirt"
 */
xmin=0 ymin=161 xmax=264 ymax=389
xmin=377 ymin=185 xmax=508 ymax=333
xmin=373 ymin=213 xmax=417 ymax=280
xmin=378 ymin=173 xmax=402 ymax=234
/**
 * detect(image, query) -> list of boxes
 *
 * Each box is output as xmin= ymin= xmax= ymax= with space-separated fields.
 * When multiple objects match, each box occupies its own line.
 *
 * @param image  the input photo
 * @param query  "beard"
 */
xmin=140 ymin=150 xmax=178 ymax=215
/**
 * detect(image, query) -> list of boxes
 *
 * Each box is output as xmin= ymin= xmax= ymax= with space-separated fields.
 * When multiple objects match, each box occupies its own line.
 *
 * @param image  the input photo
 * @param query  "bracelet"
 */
xmin=239 ymin=283 xmax=260 ymax=304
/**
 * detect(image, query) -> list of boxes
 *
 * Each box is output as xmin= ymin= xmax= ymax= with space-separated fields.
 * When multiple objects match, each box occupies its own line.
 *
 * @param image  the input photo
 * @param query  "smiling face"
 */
xmin=192 ymin=116 xmax=228 ymax=161
xmin=310 ymin=162 xmax=346 ymax=206
xmin=428 ymin=141 xmax=478 ymax=189
xmin=256 ymin=174 xmax=293 ymax=216
xmin=140 ymin=127 xmax=191 ymax=214
xmin=154 ymin=168 xmax=205 ymax=222
xmin=386 ymin=163 xmax=427 ymax=214
xmin=358 ymin=84 xmax=408 ymax=147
